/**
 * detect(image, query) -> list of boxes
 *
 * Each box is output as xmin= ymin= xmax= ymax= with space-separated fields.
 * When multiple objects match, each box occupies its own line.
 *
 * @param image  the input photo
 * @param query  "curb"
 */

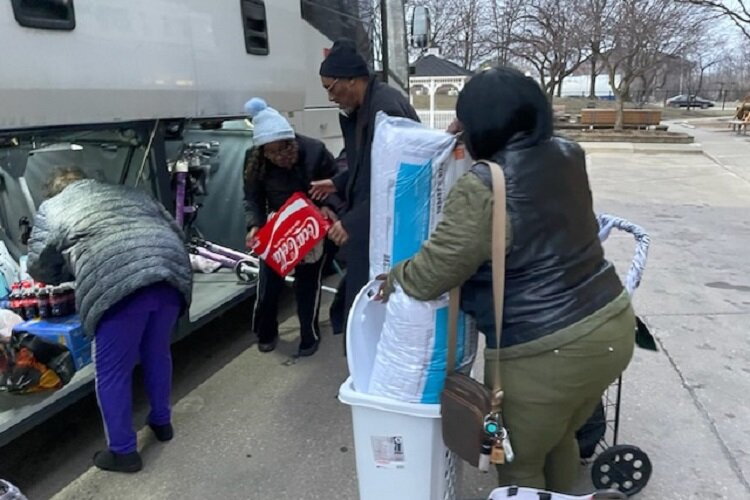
xmin=580 ymin=142 xmax=705 ymax=155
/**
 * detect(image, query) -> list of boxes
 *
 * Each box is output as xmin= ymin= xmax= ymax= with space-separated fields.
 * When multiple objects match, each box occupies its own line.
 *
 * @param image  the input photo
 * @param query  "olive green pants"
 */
xmin=484 ymin=305 xmax=635 ymax=492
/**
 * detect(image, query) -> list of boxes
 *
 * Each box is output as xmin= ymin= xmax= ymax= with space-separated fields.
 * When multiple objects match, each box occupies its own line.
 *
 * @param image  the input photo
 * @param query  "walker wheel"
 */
xmin=234 ymin=260 xmax=258 ymax=283
xmin=591 ymin=444 xmax=651 ymax=496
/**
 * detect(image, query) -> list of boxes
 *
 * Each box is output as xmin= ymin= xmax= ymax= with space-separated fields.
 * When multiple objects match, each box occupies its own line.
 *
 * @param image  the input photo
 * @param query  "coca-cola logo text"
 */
xmin=271 ymin=216 xmax=321 ymax=272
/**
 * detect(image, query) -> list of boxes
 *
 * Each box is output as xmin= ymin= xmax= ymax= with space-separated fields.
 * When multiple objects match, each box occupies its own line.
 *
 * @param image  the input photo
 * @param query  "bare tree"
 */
xmin=441 ymin=0 xmax=490 ymax=69
xmin=405 ymin=0 xmax=461 ymax=56
xmin=581 ymin=0 xmax=616 ymax=98
xmin=484 ymin=0 xmax=526 ymax=67
xmin=596 ymin=0 xmax=704 ymax=129
xmin=405 ymin=0 xmax=491 ymax=69
xmin=689 ymin=50 xmax=724 ymax=97
xmin=678 ymin=0 xmax=750 ymax=40
xmin=511 ymin=0 xmax=591 ymax=98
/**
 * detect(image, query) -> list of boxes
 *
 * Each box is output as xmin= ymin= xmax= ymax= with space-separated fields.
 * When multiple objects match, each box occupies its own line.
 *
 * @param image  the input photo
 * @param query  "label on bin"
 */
xmin=371 ymin=435 xmax=405 ymax=469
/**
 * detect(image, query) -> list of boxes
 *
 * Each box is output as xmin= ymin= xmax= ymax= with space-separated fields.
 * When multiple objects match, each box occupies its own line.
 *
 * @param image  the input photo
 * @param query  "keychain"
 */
xmin=490 ymin=437 xmax=505 ymax=464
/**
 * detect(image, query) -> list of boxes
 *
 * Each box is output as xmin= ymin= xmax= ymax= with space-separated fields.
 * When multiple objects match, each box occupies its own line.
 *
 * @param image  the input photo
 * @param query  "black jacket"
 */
xmin=244 ymin=134 xmax=341 ymax=229
xmin=461 ymin=138 xmax=623 ymax=348
xmin=337 ymin=78 xmax=419 ymax=308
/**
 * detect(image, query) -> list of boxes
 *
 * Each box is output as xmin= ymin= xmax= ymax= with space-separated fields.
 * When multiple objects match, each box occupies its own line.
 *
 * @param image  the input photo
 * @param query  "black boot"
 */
xmin=298 ymin=338 xmax=320 ymax=357
xmin=257 ymin=336 xmax=278 ymax=353
xmin=149 ymin=422 xmax=174 ymax=442
xmin=93 ymin=450 xmax=143 ymax=473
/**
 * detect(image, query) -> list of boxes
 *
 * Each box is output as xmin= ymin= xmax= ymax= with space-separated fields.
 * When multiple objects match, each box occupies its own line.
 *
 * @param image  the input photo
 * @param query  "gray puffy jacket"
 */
xmin=27 ymin=180 xmax=192 ymax=335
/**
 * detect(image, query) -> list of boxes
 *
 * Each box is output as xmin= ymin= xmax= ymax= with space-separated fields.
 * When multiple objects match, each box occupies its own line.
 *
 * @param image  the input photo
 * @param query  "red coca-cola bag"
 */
xmin=252 ymin=193 xmax=331 ymax=277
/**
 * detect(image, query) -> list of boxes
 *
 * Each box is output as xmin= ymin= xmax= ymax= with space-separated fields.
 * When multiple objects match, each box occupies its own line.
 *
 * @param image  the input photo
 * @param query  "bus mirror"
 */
xmin=410 ymin=6 xmax=430 ymax=49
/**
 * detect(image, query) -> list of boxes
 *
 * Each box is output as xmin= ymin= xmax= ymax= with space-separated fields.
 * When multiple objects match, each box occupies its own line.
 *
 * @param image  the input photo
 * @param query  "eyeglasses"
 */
xmin=323 ymin=79 xmax=340 ymax=95
xmin=264 ymin=141 xmax=293 ymax=156
xmin=263 ymin=140 xmax=297 ymax=164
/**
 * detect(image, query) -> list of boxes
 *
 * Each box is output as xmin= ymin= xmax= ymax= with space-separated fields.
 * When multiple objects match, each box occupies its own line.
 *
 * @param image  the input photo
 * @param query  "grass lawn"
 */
xmin=411 ymin=94 xmax=457 ymax=110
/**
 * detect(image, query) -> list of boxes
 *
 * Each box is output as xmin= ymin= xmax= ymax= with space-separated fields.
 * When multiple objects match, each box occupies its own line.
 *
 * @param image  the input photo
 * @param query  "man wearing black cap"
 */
xmin=313 ymin=38 xmax=419 ymax=320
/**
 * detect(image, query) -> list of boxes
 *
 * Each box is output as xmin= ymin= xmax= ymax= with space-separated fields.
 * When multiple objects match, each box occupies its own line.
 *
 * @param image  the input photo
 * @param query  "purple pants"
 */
xmin=94 ymin=282 xmax=183 ymax=454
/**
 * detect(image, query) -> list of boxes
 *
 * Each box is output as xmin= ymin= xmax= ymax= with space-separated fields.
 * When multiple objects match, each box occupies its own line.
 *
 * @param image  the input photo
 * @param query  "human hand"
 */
xmin=245 ymin=227 xmax=259 ymax=249
xmin=328 ymin=220 xmax=349 ymax=246
xmin=373 ymin=273 xmax=389 ymax=302
xmin=320 ymin=206 xmax=339 ymax=222
xmin=309 ymin=179 xmax=336 ymax=201
xmin=446 ymin=118 xmax=463 ymax=135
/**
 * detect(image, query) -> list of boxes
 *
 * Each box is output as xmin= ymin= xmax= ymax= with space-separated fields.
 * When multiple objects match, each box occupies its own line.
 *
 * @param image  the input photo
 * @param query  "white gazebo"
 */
xmin=409 ymin=49 xmax=472 ymax=130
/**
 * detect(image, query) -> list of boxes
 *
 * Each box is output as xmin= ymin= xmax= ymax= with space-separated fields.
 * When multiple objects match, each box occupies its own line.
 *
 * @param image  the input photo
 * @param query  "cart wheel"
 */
xmin=234 ymin=260 xmax=258 ymax=283
xmin=591 ymin=444 xmax=651 ymax=496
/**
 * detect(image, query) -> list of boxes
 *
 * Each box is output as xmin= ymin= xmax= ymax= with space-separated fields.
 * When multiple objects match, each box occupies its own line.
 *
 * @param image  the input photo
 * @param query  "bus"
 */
xmin=0 ymin=0 xmax=420 ymax=447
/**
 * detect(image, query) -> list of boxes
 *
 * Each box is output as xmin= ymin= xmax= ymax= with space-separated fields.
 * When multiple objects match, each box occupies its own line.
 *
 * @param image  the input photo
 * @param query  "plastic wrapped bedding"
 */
xmin=365 ymin=112 xmax=477 ymax=403
xmin=369 ymin=111 xmax=470 ymax=278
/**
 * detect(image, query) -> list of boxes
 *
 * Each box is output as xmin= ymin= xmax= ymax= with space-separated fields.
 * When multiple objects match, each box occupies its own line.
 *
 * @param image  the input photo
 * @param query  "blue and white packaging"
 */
xmin=369 ymin=111 xmax=470 ymax=279
xmin=368 ymin=285 xmax=477 ymax=404
xmin=365 ymin=112 xmax=477 ymax=404
xmin=0 ymin=242 xmax=19 ymax=298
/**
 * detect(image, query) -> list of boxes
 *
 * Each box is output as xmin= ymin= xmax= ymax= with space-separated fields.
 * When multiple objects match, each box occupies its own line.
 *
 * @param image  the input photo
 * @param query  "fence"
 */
xmin=415 ymin=110 xmax=455 ymax=130
xmin=558 ymin=88 xmax=750 ymax=109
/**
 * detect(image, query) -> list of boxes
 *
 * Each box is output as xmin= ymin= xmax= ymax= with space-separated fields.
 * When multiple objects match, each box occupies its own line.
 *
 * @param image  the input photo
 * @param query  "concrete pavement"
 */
xmin=49 ymin=123 xmax=750 ymax=500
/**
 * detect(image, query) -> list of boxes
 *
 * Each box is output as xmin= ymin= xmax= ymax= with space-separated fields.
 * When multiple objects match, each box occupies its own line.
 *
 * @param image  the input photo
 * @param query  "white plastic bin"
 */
xmin=338 ymin=377 xmax=458 ymax=500
xmin=342 ymin=280 xmax=459 ymax=499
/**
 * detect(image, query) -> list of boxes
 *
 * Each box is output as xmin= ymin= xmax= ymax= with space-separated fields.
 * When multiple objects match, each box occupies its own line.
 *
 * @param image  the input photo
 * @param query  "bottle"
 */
xmin=21 ymin=281 xmax=38 ymax=320
xmin=61 ymin=285 xmax=76 ymax=316
xmin=9 ymin=283 xmax=23 ymax=317
xmin=50 ymin=287 xmax=65 ymax=317
xmin=37 ymin=283 xmax=51 ymax=319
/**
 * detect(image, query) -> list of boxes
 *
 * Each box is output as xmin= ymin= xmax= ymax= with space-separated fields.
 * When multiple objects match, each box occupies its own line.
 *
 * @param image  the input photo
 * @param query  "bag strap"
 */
xmin=446 ymin=288 xmax=460 ymax=374
xmin=446 ymin=161 xmax=507 ymax=397
xmin=487 ymin=161 xmax=506 ymax=405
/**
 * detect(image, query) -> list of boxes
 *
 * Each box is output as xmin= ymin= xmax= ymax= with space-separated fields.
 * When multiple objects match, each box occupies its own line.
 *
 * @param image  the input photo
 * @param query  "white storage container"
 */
xmin=338 ymin=377 xmax=458 ymax=500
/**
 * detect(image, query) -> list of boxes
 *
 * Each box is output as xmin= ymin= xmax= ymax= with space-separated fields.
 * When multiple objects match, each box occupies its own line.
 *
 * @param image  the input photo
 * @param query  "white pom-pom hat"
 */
xmin=244 ymin=97 xmax=295 ymax=147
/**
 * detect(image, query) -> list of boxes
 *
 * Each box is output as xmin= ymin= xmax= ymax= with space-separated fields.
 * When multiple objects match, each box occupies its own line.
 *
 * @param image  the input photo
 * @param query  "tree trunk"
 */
xmin=589 ymin=55 xmax=598 ymax=99
xmin=614 ymin=93 xmax=625 ymax=131
xmin=613 ymin=79 xmax=629 ymax=131
xmin=538 ymin=69 xmax=548 ymax=96
xmin=557 ymin=77 xmax=564 ymax=98
xmin=697 ymin=69 xmax=705 ymax=97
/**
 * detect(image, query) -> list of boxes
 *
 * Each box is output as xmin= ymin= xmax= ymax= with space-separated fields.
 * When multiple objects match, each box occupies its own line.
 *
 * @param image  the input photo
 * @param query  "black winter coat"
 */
xmin=336 ymin=78 xmax=419 ymax=310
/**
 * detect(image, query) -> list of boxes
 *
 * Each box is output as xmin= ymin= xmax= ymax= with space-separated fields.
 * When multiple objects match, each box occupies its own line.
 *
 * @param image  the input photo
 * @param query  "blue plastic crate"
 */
xmin=71 ymin=344 xmax=93 ymax=370
xmin=12 ymin=315 xmax=92 ymax=369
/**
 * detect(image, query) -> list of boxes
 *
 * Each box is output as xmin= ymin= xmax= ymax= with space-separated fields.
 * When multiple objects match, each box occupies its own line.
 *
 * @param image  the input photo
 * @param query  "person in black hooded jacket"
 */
xmin=380 ymin=67 xmax=636 ymax=492
xmin=311 ymin=38 xmax=419 ymax=324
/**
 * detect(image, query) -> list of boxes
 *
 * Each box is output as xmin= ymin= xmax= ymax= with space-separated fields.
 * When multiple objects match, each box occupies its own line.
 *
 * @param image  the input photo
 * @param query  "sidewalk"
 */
xmin=51 ymin=140 xmax=750 ymax=499
xmin=669 ymin=119 xmax=750 ymax=182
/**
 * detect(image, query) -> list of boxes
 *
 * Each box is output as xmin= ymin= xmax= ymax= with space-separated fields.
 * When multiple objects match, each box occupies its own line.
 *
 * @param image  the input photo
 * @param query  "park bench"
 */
xmin=552 ymin=104 xmax=571 ymax=122
xmin=580 ymin=109 xmax=662 ymax=129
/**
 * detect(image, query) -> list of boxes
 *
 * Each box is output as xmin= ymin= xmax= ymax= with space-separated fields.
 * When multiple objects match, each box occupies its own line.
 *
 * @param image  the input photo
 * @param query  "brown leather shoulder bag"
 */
xmin=440 ymin=160 xmax=506 ymax=467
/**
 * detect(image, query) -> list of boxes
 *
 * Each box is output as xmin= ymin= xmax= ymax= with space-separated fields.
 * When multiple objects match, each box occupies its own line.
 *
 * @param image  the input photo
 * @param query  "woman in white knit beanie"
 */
xmin=244 ymin=98 xmax=345 ymax=357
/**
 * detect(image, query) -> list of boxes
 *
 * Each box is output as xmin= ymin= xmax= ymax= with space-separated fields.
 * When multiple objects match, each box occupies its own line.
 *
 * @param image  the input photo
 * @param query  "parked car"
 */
xmin=666 ymin=94 xmax=715 ymax=109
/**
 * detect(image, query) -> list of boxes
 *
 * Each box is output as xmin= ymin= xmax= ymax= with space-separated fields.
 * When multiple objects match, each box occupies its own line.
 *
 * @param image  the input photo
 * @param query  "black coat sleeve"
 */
xmin=311 ymin=144 xmax=347 ymax=214
xmin=243 ymin=150 xmax=267 ymax=230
